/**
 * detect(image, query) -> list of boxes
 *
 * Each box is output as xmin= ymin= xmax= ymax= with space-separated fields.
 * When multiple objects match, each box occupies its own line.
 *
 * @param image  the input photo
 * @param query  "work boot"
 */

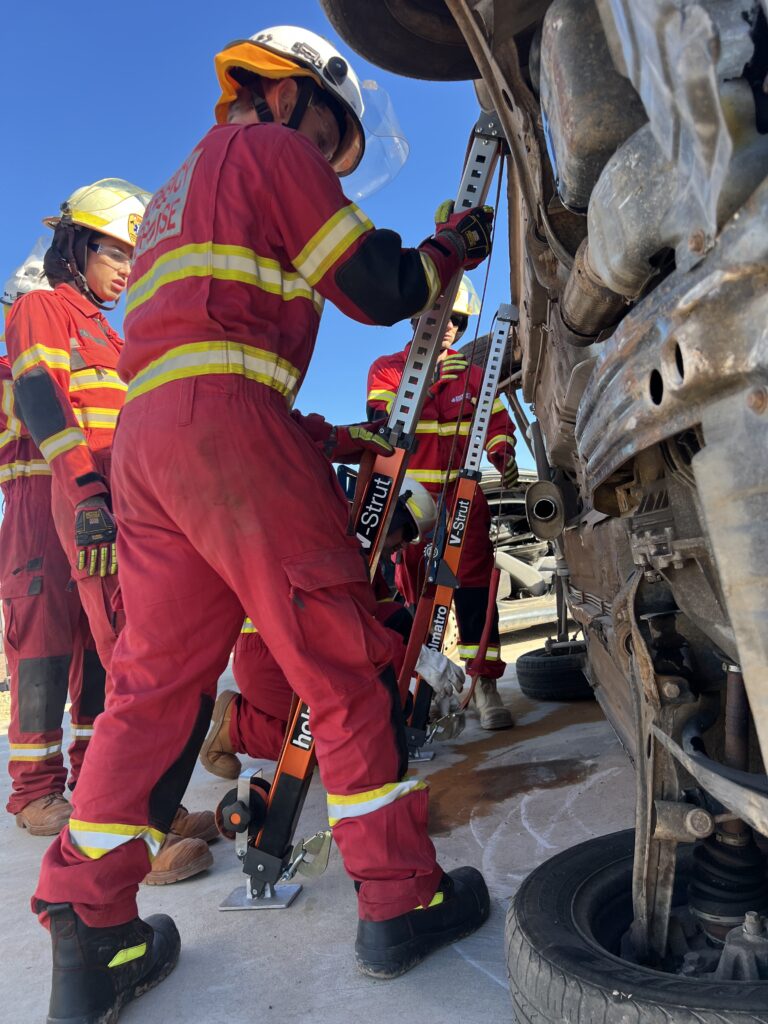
xmin=43 ymin=900 xmax=179 ymax=1024
xmin=472 ymin=676 xmax=513 ymax=730
xmin=15 ymin=793 xmax=71 ymax=836
xmin=199 ymin=690 xmax=241 ymax=779
xmin=142 ymin=835 xmax=213 ymax=886
xmin=356 ymin=867 xmax=490 ymax=979
xmin=170 ymin=804 xmax=218 ymax=843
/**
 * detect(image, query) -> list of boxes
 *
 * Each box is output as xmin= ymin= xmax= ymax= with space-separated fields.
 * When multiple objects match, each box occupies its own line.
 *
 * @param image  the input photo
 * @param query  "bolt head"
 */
xmin=257 ymin=864 xmax=264 ymax=872
xmin=662 ymin=681 xmax=681 ymax=699
xmin=746 ymin=387 xmax=768 ymax=415
xmin=688 ymin=230 xmax=706 ymax=254
xmin=687 ymin=809 xmax=713 ymax=836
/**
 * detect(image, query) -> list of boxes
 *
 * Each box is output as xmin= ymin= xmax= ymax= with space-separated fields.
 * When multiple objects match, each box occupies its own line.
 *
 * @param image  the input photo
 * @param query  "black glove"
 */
xmin=75 ymin=496 xmax=117 ymax=577
xmin=434 ymin=201 xmax=494 ymax=270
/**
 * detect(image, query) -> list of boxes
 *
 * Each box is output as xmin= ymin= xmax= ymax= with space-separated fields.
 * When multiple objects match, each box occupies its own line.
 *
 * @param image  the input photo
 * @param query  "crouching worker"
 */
xmin=200 ymin=475 xmax=465 ymax=775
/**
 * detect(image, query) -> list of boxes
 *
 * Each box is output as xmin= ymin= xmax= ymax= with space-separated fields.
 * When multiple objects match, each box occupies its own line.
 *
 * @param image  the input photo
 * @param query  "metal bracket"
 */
xmin=283 ymin=830 xmax=333 ymax=881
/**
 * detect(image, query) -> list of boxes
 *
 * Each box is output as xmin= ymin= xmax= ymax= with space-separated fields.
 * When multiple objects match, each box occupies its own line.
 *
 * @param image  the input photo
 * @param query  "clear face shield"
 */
xmin=1 ymin=237 xmax=51 ymax=306
xmin=343 ymin=80 xmax=409 ymax=201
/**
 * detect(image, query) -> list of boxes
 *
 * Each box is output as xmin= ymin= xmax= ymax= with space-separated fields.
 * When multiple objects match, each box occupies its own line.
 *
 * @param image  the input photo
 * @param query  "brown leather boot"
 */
xmin=199 ymin=690 xmax=241 ymax=780
xmin=170 ymin=804 xmax=218 ymax=843
xmin=472 ymin=677 xmax=514 ymax=730
xmin=15 ymin=793 xmax=72 ymax=836
xmin=142 ymin=835 xmax=213 ymax=886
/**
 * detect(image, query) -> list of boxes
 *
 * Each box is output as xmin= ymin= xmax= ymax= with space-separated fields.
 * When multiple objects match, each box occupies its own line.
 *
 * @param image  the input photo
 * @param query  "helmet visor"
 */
xmin=343 ymin=80 xmax=409 ymax=200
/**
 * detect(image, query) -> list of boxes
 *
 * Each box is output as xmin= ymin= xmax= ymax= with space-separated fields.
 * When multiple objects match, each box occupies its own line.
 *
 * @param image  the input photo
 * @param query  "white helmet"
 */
xmin=453 ymin=273 xmax=481 ymax=316
xmin=215 ymin=26 xmax=365 ymax=176
xmin=1 ymin=238 xmax=52 ymax=306
xmin=398 ymin=477 xmax=437 ymax=543
xmin=43 ymin=178 xmax=152 ymax=247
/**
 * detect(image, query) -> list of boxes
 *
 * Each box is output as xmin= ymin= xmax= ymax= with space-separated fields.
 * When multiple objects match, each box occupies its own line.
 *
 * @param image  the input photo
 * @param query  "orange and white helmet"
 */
xmin=452 ymin=274 xmax=481 ymax=317
xmin=215 ymin=26 xmax=365 ymax=176
xmin=43 ymin=178 xmax=152 ymax=248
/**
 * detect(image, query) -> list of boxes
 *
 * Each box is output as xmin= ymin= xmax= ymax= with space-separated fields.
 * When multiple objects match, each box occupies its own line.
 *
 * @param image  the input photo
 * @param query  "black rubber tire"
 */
xmin=515 ymin=644 xmax=593 ymax=701
xmin=506 ymin=830 xmax=768 ymax=1023
xmin=319 ymin=0 xmax=478 ymax=81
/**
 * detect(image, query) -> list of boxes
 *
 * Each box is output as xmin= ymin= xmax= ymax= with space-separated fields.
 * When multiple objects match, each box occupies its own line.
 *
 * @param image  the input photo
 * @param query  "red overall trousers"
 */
xmin=35 ymin=377 xmax=443 ymax=926
xmin=2 ymin=476 xmax=105 ymax=812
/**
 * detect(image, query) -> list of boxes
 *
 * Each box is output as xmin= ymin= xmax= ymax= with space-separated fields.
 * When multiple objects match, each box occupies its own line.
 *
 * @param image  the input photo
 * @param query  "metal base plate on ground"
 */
xmin=219 ymin=882 xmax=302 ymax=911
xmin=408 ymin=747 xmax=435 ymax=762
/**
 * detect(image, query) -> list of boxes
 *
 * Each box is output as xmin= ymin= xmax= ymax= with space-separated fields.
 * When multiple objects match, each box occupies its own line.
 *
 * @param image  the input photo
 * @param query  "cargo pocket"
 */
xmin=281 ymin=544 xmax=395 ymax=692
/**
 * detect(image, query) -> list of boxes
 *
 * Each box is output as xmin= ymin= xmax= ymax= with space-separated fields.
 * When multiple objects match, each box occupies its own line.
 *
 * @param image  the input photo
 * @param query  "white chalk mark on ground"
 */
xmin=452 ymin=943 xmax=508 ymax=989
xmin=520 ymin=793 xmax=557 ymax=854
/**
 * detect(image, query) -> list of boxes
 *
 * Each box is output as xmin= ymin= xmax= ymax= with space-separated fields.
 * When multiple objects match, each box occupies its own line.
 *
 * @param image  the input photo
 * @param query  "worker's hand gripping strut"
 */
xmin=323 ymin=422 xmax=395 ymax=463
xmin=75 ymin=496 xmax=118 ymax=577
xmin=434 ymin=201 xmax=494 ymax=270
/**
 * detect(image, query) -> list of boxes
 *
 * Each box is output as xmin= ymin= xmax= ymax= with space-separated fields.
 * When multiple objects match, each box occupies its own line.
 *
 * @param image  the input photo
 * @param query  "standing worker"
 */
xmin=367 ymin=275 xmax=519 ymax=729
xmin=31 ymin=26 xmax=495 ymax=1021
xmin=0 ymin=248 xmax=105 ymax=835
xmin=5 ymin=187 xmax=216 ymax=884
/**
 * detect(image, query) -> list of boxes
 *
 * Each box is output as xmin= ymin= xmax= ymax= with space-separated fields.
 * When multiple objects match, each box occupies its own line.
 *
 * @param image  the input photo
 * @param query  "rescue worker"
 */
xmin=0 ymin=248 xmax=105 ymax=836
xmin=32 ymin=26 xmax=495 ymax=1020
xmin=367 ymin=274 xmax=519 ymax=730
xmin=200 ymin=476 xmax=465 ymax=776
xmin=5 ymin=187 xmax=217 ymax=884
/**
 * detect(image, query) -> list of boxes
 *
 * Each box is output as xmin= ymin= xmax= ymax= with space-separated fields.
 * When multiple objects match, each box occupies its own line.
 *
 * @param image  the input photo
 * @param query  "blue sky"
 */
xmin=2 ymin=0 xmax=531 ymax=468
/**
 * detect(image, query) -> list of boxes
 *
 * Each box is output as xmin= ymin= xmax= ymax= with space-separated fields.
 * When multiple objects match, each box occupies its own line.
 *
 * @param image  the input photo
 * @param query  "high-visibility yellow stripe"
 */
xmin=1 ymin=379 xmax=23 ymax=437
xmin=406 ymin=468 xmax=461 ymax=486
xmin=69 ymin=819 xmax=166 ymax=861
xmin=70 ymin=368 xmax=127 ymax=393
xmin=492 ymin=398 xmax=507 ymax=415
xmin=327 ymin=778 xmax=427 ymax=827
xmin=9 ymin=742 xmax=62 ymax=762
xmin=39 ymin=427 xmax=88 ymax=462
xmin=486 ymin=433 xmax=515 ymax=452
xmin=458 ymin=645 xmax=500 ymax=661
xmin=415 ymin=420 xmax=471 ymax=437
xmin=416 ymin=891 xmax=445 ymax=910
xmin=74 ymin=407 xmax=120 ymax=430
xmin=293 ymin=203 xmax=373 ymax=286
xmin=367 ymin=388 xmax=395 ymax=412
xmin=241 ymin=617 xmax=259 ymax=635
xmin=0 ymin=460 xmax=51 ymax=483
xmin=108 ymin=943 xmax=147 ymax=968
xmin=70 ymin=724 xmax=95 ymax=739
xmin=12 ymin=344 xmax=70 ymax=378
xmin=125 ymin=341 xmax=301 ymax=404
xmin=418 ymin=252 xmax=441 ymax=310
xmin=126 ymin=242 xmax=324 ymax=316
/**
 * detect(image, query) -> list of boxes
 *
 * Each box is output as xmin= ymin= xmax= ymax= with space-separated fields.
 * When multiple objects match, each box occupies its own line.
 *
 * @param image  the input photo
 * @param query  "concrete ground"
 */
xmin=0 ymin=626 xmax=635 ymax=1024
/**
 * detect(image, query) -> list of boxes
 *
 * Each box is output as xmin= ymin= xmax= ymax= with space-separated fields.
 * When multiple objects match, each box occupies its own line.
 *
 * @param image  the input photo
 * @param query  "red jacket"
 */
xmin=0 ymin=355 xmax=50 ymax=490
xmin=367 ymin=343 xmax=516 ymax=493
xmin=121 ymin=123 xmax=461 ymax=405
xmin=5 ymin=285 xmax=126 ymax=506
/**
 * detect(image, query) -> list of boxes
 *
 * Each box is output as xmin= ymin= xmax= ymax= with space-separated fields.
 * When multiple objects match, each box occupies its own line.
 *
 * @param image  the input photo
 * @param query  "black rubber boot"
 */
xmin=42 ymin=902 xmax=180 ymax=1023
xmin=355 ymin=866 xmax=490 ymax=979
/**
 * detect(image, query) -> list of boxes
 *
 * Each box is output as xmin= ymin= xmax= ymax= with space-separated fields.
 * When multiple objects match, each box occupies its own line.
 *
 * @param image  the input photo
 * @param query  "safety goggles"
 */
xmin=87 ymin=242 xmax=134 ymax=268
xmin=449 ymin=313 xmax=469 ymax=333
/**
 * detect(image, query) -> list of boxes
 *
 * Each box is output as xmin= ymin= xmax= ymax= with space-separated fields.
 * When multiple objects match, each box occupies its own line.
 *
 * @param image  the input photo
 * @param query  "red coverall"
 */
xmin=5 ymin=286 xmax=126 ymax=669
xmin=231 ymin=591 xmax=412 ymax=761
xmin=367 ymin=345 xmax=517 ymax=679
xmin=34 ymin=122 xmax=464 ymax=927
xmin=0 ymin=358 xmax=105 ymax=812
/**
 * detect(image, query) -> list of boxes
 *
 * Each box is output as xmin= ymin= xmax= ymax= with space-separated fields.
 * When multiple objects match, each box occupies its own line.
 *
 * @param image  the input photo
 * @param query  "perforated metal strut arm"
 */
xmin=352 ymin=113 xmax=504 ymax=577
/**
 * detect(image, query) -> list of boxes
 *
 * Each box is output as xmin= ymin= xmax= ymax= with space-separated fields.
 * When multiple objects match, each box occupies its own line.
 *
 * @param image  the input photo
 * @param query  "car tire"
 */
xmin=318 ymin=0 xmax=478 ymax=81
xmin=506 ymin=829 xmax=768 ymax=1023
xmin=515 ymin=643 xmax=593 ymax=700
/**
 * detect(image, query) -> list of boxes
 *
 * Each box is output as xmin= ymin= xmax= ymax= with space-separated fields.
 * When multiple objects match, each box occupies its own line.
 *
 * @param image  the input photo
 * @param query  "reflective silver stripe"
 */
xmin=293 ymin=204 xmax=373 ymax=286
xmin=39 ymin=427 xmax=88 ymax=462
xmin=9 ymin=741 xmax=61 ymax=761
xmin=327 ymin=778 xmax=427 ymax=826
xmin=69 ymin=819 xmax=166 ymax=861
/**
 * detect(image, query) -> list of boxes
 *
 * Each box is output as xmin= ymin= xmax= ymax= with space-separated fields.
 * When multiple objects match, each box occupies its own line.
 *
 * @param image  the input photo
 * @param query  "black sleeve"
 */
xmin=335 ymin=229 xmax=430 ymax=326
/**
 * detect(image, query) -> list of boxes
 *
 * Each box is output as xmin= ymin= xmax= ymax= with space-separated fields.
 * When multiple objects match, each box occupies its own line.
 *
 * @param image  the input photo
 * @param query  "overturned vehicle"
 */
xmin=321 ymin=0 xmax=768 ymax=1019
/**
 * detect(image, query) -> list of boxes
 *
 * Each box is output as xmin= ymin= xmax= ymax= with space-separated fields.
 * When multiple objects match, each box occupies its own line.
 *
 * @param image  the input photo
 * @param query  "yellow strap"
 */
xmin=108 ymin=943 xmax=147 ymax=969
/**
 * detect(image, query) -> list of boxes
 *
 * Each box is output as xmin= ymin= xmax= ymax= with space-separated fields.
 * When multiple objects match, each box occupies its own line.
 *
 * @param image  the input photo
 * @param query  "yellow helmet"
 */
xmin=399 ymin=477 xmax=437 ymax=543
xmin=43 ymin=179 xmax=152 ymax=247
xmin=453 ymin=273 xmax=481 ymax=317
xmin=214 ymin=26 xmax=365 ymax=176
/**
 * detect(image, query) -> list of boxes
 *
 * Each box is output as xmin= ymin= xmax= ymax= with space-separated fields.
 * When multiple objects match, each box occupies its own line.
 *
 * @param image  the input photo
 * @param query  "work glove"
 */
xmin=434 ymin=201 xmax=494 ymax=270
xmin=415 ymin=645 xmax=465 ymax=699
xmin=437 ymin=353 xmax=470 ymax=383
xmin=75 ymin=495 xmax=117 ymax=577
xmin=323 ymin=422 xmax=394 ymax=463
xmin=430 ymin=693 xmax=466 ymax=742
xmin=489 ymin=447 xmax=519 ymax=488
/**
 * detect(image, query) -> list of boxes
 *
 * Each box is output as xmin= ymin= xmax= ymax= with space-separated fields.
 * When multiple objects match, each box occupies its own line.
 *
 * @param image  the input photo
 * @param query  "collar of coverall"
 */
xmin=53 ymin=282 xmax=111 ymax=321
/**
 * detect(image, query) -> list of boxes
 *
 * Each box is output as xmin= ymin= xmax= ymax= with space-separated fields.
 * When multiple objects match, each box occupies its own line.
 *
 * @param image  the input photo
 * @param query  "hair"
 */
xmin=43 ymin=224 xmax=93 ymax=288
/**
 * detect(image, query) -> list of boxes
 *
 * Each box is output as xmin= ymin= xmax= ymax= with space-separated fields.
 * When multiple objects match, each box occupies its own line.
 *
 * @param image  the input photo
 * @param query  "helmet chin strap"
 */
xmin=285 ymin=78 xmax=314 ymax=131
xmin=62 ymin=225 xmax=118 ymax=312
